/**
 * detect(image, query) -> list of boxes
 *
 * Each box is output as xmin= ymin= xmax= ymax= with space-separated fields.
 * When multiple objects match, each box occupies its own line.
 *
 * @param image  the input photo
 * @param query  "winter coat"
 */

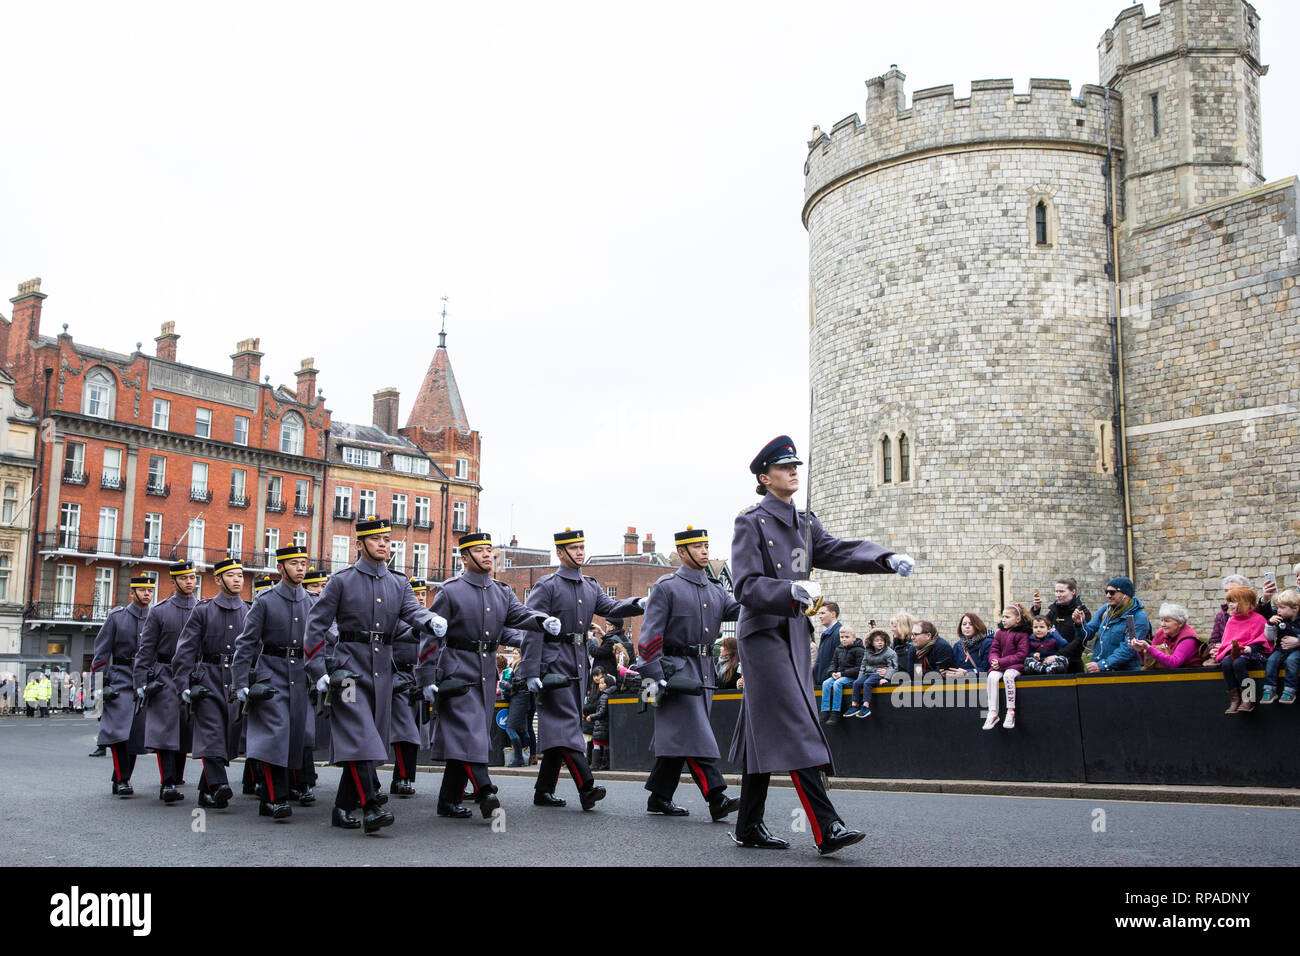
xmin=859 ymin=644 xmax=898 ymax=681
xmin=898 ymin=636 xmax=955 ymax=678
xmin=1144 ymin=623 xmax=1204 ymax=669
xmin=90 ymin=602 xmax=149 ymax=750
xmin=1214 ymin=611 xmax=1270 ymax=662
xmin=1025 ymin=630 xmax=1065 ymax=663
xmin=829 ymin=638 xmax=866 ymax=679
xmin=587 ymin=689 xmax=610 ymax=742
xmin=1032 ymin=596 xmax=1090 ymax=654
xmin=952 ymin=633 xmax=993 ymax=673
xmin=173 ymin=590 xmax=247 ymax=762
xmin=1078 ymin=599 xmax=1149 ymax=672
xmin=989 ymin=628 xmax=1030 ymax=671
xmin=815 ymin=620 xmax=842 ymax=683
xmin=134 ymin=592 xmax=198 ymax=753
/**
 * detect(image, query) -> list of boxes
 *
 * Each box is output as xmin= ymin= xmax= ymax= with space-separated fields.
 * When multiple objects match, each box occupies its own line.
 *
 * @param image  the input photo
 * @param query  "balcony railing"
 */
xmin=389 ymin=514 xmax=410 ymax=528
xmin=190 ymin=486 xmax=213 ymax=503
xmin=266 ymin=496 xmax=285 ymax=514
xmin=26 ymin=601 xmax=109 ymax=625
xmin=62 ymin=470 xmax=89 ymax=486
xmin=333 ymin=507 xmax=356 ymax=521
xmin=413 ymin=518 xmax=432 ymax=530
xmin=452 ymin=522 xmax=471 ymax=533
xmin=100 ymin=475 xmax=125 ymax=491
xmin=146 ymin=481 xmax=170 ymax=498
xmin=37 ymin=536 xmax=326 ymax=574
xmin=229 ymin=492 xmax=250 ymax=509
xmin=293 ymin=501 xmax=314 ymax=517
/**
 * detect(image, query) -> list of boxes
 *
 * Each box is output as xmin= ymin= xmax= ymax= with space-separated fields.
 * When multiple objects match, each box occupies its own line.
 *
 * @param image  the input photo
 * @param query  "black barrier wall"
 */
xmin=608 ymin=669 xmax=1300 ymax=788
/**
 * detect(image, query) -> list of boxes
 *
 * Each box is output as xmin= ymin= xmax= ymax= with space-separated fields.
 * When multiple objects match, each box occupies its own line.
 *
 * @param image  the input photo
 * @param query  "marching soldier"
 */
xmin=239 ymin=574 xmax=277 ymax=797
xmin=231 ymin=545 xmax=314 ymax=821
xmin=90 ymin=575 xmax=154 ymax=796
xmin=416 ymin=533 xmax=558 ymax=819
xmin=304 ymin=516 xmax=447 ymax=834
xmin=174 ymin=558 xmax=247 ymax=809
xmin=520 ymin=528 xmax=645 ymax=810
xmin=134 ymin=560 xmax=199 ymax=804
xmin=299 ymin=566 xmax=330 ymax=800
xmin=636 ymin=527 xmax=742 ymax=820
xmin=387 ymin=576 xmax=428 ymax=798
xmin=728 ymin=435 xmax=915 ymax=855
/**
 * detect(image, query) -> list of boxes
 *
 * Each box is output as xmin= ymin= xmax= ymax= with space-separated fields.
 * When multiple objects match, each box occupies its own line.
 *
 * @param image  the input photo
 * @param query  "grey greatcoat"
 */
xmin=174 ymin=590 xmax=247 ymax=762
xmin=91 ymin=603 xmax=149 ymax=749
xmin=727 ymin=493 xmax=896 ymax=774
xmin=134 ymin=592 xmax=198 ymax=753
xmin=306 ymin=590 xmax=332 ymax=756
xmin=231 ymin=581 xmax=311 ymax=767
xmin=303 ymin=557 xmax=439 ymax=764
xmin=637 ymin=566 xmax=741 ymax=759
xmin=520 ymin=566 xmax=643 ymax=753
xmin=414 ymin=569 xmax=546 ymax=764
xmin=389 ymin=621 xmax=421 ymax=748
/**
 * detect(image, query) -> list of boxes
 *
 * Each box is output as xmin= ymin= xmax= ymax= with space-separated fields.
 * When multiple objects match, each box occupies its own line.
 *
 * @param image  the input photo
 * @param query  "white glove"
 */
xmin=315 ymin=674 xmax=330 ymax=693
xmin=423 ymin=684 xmax=438 ymax=702
xmin=636 ymin=597 xmax=647 ymax=610
xmin=526 ymin=677 xmax=543 ymax=693
xmin=791 ymin=580 xmax=823 ymax=611
xmin=888 ymin=553 xmax=916 ymax=577
xmin=236 ymin=687 xmax=249 ymax=703
xmin=181 ymin=688 xmax=191 ymax=704
xmin=542 ymin=616 xmax=561 ymax=636
xmin=427 ymin=615 xmax=448 ymax=638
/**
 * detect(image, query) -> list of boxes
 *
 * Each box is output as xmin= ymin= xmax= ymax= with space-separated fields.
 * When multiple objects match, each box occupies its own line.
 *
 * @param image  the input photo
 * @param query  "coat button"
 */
xmin=374 ymin=672 xmax=379 ymax=677
xmin=294 ymin=618 xmax=298 ymax=622
xmin=703 ymin=603 xmax=708 ymax=608
xmin=377 ymin=598 xmax=382 ymax=603
xmin=760 ymin=518 xmax=765 ymax=524
xmin=578 ymin=599 xmax=583 ymax=604
xmin=777 ymin=563 xmax=783 ymax=570
xmin=768 ymin=541 xmax=774 ymax=547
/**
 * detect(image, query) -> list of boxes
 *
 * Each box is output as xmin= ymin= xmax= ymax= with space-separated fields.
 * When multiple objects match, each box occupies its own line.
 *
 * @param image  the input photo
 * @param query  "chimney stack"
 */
xmin=7 ymin=278 xmax=45 ymax=379
xmin=296 ymin=357 xmax=319 ymax=405
xmin=155 ymin=321 xmax=179 ymax=361
xmin=373 ymin=387 xmax=400 ymax=435
xmin=642 ymin=533 xmax=655 ymax=555
xmin=231 ymin=338 xmax=263 ymax=382
xmin=623 ymin=526 xmax=639 ymax=556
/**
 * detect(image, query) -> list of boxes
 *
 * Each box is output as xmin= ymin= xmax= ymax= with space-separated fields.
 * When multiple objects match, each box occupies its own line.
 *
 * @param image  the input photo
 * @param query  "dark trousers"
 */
xmin=335 ymin=760 xmax=378 ymax=811
xmin=850 ymin=673 xmax=888 ymax=708
xmin=1221 ymin=652 xmax=1265 ymax=689
xmin=242 ymin=758 xmax=260 ymax=794
xmin=290 ymin=746 xmax=314 ymax=790
xmin=439 ymin=760 xmax=496 ymax=805
xmin=646 ymin=755 xmax=726 ymax=802
xmin=736 ymin=768 xmax=840 ymax=846
xmin=110 ymin=744 xmax=137 ymax=784
xmin=199 ymin=758 xmax=229 ymax=793
xmin=260 ymin=763 xmax=289 ymax=806
xmin=155 ymin=749 xmax=183 ymax=786
xmin=535 ymin=747 xmax=594 ymax=794
xmin=1264 ymin=649 xmax=1300 ymax=691
xmin=392 ymin=742 xmax=418 ymax=782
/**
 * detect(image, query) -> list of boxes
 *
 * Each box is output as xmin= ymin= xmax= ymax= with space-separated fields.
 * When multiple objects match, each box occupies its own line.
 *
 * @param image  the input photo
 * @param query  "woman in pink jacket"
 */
xmin=1215 ymin=586 xmax=1271 ymax=714
xmin=983 ymin=603 xmax=1031 ymax=730
xmin=1130 ymin=603 xmax=1206 ymax=669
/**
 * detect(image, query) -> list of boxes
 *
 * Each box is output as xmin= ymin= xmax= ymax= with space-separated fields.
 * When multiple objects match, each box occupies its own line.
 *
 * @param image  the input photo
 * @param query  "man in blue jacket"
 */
xmin=1073 ymin=577 xmax=1147 ymax=673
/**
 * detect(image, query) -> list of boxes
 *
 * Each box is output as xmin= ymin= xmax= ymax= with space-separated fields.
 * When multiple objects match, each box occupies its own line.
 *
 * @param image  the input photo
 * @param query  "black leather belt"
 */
xmin=339 ymin=631 xmax=393 ymax=645
xmin=201 ymin=653 xmax=231 ymax=665
xmin=543 ymin=633 xmax=584 ymax=646
xmin=667 ymin=643 xmax=712 ymax=657
xmin=155 ymin=653 xmax=174 ymax=665
xmin=259 ymin=645 xmax=302 ymax=659
xmin=112 ymin=656 xmax=134 ymax=667
xmin=444 ymin=635 xmax=498 ymax=653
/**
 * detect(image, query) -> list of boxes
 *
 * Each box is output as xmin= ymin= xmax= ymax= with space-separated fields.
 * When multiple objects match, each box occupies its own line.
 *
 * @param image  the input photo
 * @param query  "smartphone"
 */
xmin=1264 ymin=571 xmax=1276 ymax=584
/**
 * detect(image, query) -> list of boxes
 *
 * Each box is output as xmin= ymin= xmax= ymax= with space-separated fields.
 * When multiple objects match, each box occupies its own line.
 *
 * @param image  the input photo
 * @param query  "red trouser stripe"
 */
xmin=349 ymin=762 xmax=366 ymax=805
xmin=263 ymin=765 xmax=275 ymax=803
xmin=157 ymin=754 xmax=165 ymax=784
xmin=790 ymin=773 xmax=823 ymax=845
xmin=686 ymin=757 xmax=708 ymax=796
xmin=111 ymin=747 xmax=123 ymax=783
xmin=395 ymin=747 xmax=406 ymax=779
xmin=561 ymin=751 xmax=582 ymax=785
xmin=463 ymin=762 xmax=479 ymax=795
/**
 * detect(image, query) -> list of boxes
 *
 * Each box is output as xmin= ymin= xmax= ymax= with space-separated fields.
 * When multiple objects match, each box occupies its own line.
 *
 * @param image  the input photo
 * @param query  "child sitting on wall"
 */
xmin=1261 ymin=589 xmax=1300 ymax=705
xmin=1021 ymin=615 xmax=1068 ymax=674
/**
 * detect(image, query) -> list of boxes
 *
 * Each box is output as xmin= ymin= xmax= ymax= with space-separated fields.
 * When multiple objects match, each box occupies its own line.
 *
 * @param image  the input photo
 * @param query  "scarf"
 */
xmin=1105 ymin=597 xmax=1134 ymax=623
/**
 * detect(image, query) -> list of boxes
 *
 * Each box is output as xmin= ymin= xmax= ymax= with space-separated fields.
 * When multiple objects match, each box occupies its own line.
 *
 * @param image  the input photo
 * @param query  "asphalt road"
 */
xmin=4 ymin=715 xmax=1293 ymax=866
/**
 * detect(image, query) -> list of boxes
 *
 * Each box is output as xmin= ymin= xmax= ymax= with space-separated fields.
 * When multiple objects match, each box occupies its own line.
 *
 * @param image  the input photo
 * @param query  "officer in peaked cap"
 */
xmin=728 ymin=435 xmax=916 ymax=856
xmin=518 ymin=528 xmax=646 ymax=810
xmin=91 ymin=574 xmax=154 ymax=797
xmin=134 ymin=560 xmax=199 ymax=804
xmin=174 ymin=557 xmax=247 ymax=809
xmin=232 ymin=545 xmax=315 ymax=821
xmin=303 ymin=516 xmax=447 ymax=834
xmin=238 ymin=576 xmax=278 ymax=797
xmin=416 ymin=532 xmax=557 ymax=819
xmin=635 ymin=527 xmax=742 ymax=820
xmin=386 ymin=576 xmax=428 ymax=798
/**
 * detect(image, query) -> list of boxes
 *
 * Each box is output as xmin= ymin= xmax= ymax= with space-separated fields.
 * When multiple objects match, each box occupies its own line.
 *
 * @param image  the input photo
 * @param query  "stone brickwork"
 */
xmin=803 ymin=0 xmax=1293 ymax=639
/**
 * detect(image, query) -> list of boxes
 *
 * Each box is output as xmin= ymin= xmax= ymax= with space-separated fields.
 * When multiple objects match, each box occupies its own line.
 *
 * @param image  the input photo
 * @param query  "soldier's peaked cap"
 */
xmin=213 ymin=557 xmax=242 ymax=576
xmin=253 ymin=576 xmax=275 ymax=593
xmin=130 ymin=575 xmax=155 ymax=588
xmin=302 ymin=567 xmax=328 ymax=585
xmin=674 ymin=526 xmax=708 ymax=546
xmin=168 ymin=560 xmax=196 ymax=576
xmin=458 ymin=532 xmax=491 ymax=551
xmin=356 ymin=516 xmax=391 ymax=537
xmin=275 ymin=544 xmax=309 ymax=562
xmin=409 ymin=577 xmax=427 ymax=592
xmin=749 ymin=435 xmax=802 ymax=474
xmin=554 ymin=528 xmax=584 ymax=546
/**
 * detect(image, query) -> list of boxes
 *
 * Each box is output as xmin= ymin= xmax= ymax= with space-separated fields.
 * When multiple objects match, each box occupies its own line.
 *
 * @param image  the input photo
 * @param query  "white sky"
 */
xmin=4 ymin=1 xmax=1296 ymax=561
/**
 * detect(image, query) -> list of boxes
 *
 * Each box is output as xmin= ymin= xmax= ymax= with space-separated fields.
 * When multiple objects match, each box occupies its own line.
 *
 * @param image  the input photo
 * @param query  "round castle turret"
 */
xmin=804 ymin=71 xmax=1128 ymax=628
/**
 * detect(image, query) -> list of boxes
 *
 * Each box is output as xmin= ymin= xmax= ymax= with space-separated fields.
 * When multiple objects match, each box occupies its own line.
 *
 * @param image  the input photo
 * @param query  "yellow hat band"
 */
xmin=674 ymin=535 xmax=708 ymax=546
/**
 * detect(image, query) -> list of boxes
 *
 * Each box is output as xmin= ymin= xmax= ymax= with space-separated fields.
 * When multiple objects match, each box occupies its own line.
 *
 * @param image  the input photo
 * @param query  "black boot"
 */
xmin=88 ymin=745 xmax=106 ymax=757
xmin=533 ymin=791 xmax=566 ymax=808
xmin=437 ymin=802 xmax=472 ymax=819
xmin=331 ymin=807 xmax=361 ymax=829
xmin=115 ymin=780 xmax=134 ymax=797
xmin=363 ymin=801 xmax=394 ymax=834
xmin=259 ymin=802 xmax=292 ymax=820
xmin=297 ymin=786 xmax=316 ymax=806
xmin=730 ymin=823 xmax=790 ymax=849
xmin=708 ymin=793 xmax=741 ymax=822
xmin=646 ymin=794 xmax=689 ymax=816
xmin=477 ymin=788 xmax=501 ymax=819
xmin=389 ymin=779 xmax=415 ymax=797
xmin=816 ymin=821 xmax=866 ymax=856
xmin=212 ymin=785 xmax=233 ymax=809
xmin=579 ymin=785 xmax=606 ymax=811
xmin=160 ymin=784 xmax=183 ymax=804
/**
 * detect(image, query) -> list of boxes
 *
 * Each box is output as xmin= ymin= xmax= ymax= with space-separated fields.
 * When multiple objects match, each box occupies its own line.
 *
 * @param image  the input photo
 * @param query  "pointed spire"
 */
xmin=405 ymin=298 xmax=469 ymax=434
xmin=438 ymin=295 xmax=448 ymax=350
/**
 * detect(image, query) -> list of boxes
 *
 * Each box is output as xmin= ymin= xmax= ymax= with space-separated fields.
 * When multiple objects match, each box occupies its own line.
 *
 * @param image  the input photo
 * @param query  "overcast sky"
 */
xmin=5 ymin=0 xmax=1296 ymax=562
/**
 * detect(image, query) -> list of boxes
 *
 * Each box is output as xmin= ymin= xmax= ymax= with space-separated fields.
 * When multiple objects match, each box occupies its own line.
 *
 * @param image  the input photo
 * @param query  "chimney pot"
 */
xmin=296 ymin=357 xmax=320 ymax=405
xmin=373 ymin=387 xmax=400 ymax=435
xmin=231 ymin=337 xmax=264 ymax=382
xmin=155 ymin=321 xmax=180 ymax=361
xmin=623 ymin=526 xmax=639 ymax=557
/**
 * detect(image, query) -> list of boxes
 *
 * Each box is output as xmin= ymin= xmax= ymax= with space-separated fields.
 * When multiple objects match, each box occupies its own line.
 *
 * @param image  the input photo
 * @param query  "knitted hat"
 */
xmin=1106 ymin=576 xmax=1135 ymax=598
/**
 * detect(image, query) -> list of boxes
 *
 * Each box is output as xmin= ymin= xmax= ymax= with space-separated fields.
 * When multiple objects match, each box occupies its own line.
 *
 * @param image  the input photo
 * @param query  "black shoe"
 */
xmin=579 ymin=785 xmax=606 ymax=811
xmin=259 ymin=802 xmax=292 ymax=820
xmin=89 ymin=745 xmax=106 ymax=757
xmin=437 ymin=802 xmax=473 ymax=819
xmin=297 ymin=786 xmax=315 ymax=806
xmin=331 ymin=807 xmax=361 ymax=829
xmin=646 ymin=794 xmax=689 ymax=816
xmin=160 ymin=785 xmax=183 ymax=804
xmin=115 ymin=781 xmax=134 ymax=797
xmin=816 ymin=821 xmax=866 ymax=857
xmin=709 ymin=795 xmax=741 ymax=822
xmin=825 ymin=709 xmax=841 ymax=726
xmin=213 ymin=785 xmax=233 ymax=809
xmin=374 ymin=790 xmax=389 ymax=806
xmin=819 ymin=710 xmax=831 ymax=724
xmin=242 ymin=782 xmax=259 ymax=796
xmin=197 ymin=791 xmax=217 ymax=808
xmin=478 ymin=793 xmax=501 ymax=819
xmin=730 ymin=823 xmax=790 ymax=849
xmin=533 ymin=792 xmax=566 ymax=808
xmin=363 ymin=802 xmax=394 ymax=834
xmin=389 ymin=780 xmax=416 ymax=797
xmin=288 ymin=788 xmax=302 ymax=802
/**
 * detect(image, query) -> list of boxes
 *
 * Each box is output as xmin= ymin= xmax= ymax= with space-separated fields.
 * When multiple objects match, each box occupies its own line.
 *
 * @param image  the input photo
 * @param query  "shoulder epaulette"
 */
xmin=740 ymin=503 xmax=760 ymax=516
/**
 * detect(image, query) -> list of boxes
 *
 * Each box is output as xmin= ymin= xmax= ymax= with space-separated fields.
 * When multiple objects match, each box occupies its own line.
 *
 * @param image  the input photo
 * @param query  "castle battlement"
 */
xmin=803 ymin=70 xmax=1121 ymax=224
xmin=1099 ymin=0 xmax=1261 ymax=85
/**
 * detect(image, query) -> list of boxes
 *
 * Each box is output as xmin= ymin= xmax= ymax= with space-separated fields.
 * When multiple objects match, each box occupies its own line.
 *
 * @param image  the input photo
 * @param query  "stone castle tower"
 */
xmin=805 ymin=0 xmax=1297 ymax=633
